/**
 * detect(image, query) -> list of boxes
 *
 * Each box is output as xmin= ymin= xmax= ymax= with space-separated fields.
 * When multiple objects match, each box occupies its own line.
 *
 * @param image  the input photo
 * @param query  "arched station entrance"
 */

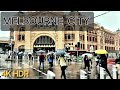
xmin=33 ymin=35 xmax=55 ymax=53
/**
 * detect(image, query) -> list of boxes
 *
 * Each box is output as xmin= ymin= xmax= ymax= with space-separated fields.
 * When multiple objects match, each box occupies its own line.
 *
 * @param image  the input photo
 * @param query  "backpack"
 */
xmin=48 ymin=56 xmax=53 ymax=62
xmin=49 ymin=58 xmax=53 ymax=62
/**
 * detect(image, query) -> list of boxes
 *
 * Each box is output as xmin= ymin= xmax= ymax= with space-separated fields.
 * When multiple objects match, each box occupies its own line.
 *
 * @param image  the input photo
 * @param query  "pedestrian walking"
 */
xmin=18 ymin=51 xmax=23 ymax=62
xmin=67 ymin=55 xmax=71 ymax=65
xmin=100 ymin=54 xmax=113 ymax=79
xmin=28 ymin=53 xmax=34 ymax=65
xmin=28 ymin=53 xmax=32 ymax=60
xmin=58 ymin=54 xmax=68 ymax=79
xmin=83 ymin=55 xmax=91 ymax=71
xmin=48 ymin=54 xmax=54 ymax=68
xmin=39 ymin=52 xmax=45 ymax=71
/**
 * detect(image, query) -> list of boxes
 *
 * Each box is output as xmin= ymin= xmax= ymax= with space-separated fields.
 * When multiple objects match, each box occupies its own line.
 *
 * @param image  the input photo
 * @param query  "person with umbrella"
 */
xmin=95 ymin=49 xmax=113 ymax=79
xmin=99 ymin=54 xmax=113 ymax=79
xmin=28 ymin=52 xmax=34 ymax=65
xmin=48 ymin=53 xmax=54 ymax=68
xmin=58 ymin=54 xmax=68 ymax=79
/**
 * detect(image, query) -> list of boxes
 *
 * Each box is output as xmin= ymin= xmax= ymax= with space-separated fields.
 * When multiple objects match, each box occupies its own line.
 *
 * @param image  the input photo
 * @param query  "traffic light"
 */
xmin=77 ymin=42 xmax=80 ymax=48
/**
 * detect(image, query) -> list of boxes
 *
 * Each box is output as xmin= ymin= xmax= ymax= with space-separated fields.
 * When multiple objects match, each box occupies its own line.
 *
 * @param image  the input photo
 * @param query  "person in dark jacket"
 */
xmin=39 ymin=53 xmax=45 ymax=70
xmin=83 ymin=55 xmax=91 ymax=71
xmin=48 ymin=54 xmax=54 ymax=68
xmin=100 ymin=54 xmax=113 ymax=79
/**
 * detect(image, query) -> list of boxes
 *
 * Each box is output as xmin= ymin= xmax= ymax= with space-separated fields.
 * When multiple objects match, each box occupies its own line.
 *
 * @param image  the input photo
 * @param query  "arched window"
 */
xmin=19 ymin=27 xmax=25 ymax=31
xmin=65 ymin=25 xmax=74 ymax=30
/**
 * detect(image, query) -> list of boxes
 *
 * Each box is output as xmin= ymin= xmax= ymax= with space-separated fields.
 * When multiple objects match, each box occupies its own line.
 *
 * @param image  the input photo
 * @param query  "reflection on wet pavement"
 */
xmin=0 ymin=57 xmax=118 ymax=79
xmin=0 ymin=58 xmax=82 ymax=79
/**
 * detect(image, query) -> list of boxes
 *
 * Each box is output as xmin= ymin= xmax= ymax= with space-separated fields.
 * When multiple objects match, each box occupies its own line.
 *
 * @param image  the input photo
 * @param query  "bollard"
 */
xmin=32 ymin=56 xmax=34 ymax=65
xmin=100 ymin=67 xmax=106 ymax=79
xmin=47 ymin=70 xmax=55 ymax=79
xmin=17 ymin=56 xmax=18 ymax=60
xmin=23 ymin=55 xmax=25 ymax=60
xmin=37 ymin=56 xmax=39 ymax=62
xmin=112 ymin=65 xmax=118 ymax=79
xmin=80 ymin=70 xmax=88 ymax=79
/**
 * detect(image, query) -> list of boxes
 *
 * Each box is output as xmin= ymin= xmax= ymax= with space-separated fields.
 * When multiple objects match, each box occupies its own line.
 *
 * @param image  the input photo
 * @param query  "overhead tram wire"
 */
xmin=90 ymin=11 xmax=111 ymax=20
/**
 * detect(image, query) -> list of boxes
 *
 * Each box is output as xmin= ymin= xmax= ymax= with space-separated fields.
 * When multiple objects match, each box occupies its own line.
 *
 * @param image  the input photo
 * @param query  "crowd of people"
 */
xmin=2 ymin=50 xmax=120 ymax=79
xmin=81 ymin=52 xmax=120 ymax=79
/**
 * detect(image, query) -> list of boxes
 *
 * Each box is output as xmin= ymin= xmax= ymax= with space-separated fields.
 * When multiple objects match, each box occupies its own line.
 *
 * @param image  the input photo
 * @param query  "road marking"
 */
xmin=21 ymin=62 xmax=47 ymax=76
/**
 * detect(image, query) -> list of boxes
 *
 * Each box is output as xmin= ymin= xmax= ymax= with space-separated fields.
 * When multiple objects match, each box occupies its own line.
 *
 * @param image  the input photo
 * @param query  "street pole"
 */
xmin=77 ymin=49 xmax=78 ymax=58
xmin=10 ymin=38 xmax=12 ymax=60
xmin=77 ymin=42 xmax=80 ymax=58
xmin=54 ymin=31 xmax=57 ymax=66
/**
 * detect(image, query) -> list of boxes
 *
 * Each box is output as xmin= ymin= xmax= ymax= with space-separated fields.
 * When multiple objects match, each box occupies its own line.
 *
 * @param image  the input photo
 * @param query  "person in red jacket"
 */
xmin=39 ymin=53 xmax=45 ymax=71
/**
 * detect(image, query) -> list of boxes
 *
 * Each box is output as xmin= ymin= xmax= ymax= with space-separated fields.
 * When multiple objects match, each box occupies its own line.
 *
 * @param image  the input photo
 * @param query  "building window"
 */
xmin=64 ymin=34 xmax=67 ymax=40
xmin=22 ymin=35 xmax=25 ymax=40
xmin=18 ymin=35 xmax=25 ymax=41
xmin=19 ymin=27 xmax=25 ymax=31
xmin=80 ymin=34 xmax=83 ymax=41
xmin=64 ymin=34 xmax=75 ymax=40
xmin=83 ymin=44 xmax=85 ymax=49
xmin=68 ymin=35 xmax=71 ymax=39
xmin=93 ymin=37 xmax=94 ymax=42
xmin=87 ymin=36 xmax=88 ymax=41
xmin=71 ymin=34 xmax=75 ymax=39
xmin=83 ymin=35 xmax=84 ymax=40
xmin=81 ymin=44 xmax=82 ymax=49
xmin=65 ymin=25 xmax=74 ymax=30
xmin=90 ymin=37 xmax=91 ymax=41
xmin=79 ymin=26 xmax=84 ymax=31
xmin=96 ymin=46 xmax=97 ymax=50
xmin=95 ymin=37 xmax=97 ymax=42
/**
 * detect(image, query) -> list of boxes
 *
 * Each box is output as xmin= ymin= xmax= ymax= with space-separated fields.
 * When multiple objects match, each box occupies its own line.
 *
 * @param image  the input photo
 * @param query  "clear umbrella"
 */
xmin=28 ymin=52 xmax=32 ymax=54
xmin=64 ymin=53 xmax=70 ymax=58
xmin=81 ymin=53 xmax=93 ymax=59
xmin=36 ymin=50 xmax=45 ymax=53
xmin=47 ymin=51 xmax=55 ymax=55
xmin=54 ymin=51 xmax=66 ymax=55
xmin=36 ymin=50 xmax=45 ymax=55
xmin=18 ymin=51 xmax=23 ymax=54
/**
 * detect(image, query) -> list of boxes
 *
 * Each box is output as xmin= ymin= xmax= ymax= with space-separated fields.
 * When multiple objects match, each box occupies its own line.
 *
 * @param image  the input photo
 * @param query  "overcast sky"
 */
xmin=0 ymin=11 xmax=120 ymax=37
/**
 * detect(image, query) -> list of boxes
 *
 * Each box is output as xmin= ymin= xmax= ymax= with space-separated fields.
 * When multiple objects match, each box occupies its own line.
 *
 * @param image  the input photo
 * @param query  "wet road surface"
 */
xmin=0 ymin=54 xmax=120 ymax=79
xmin=0 ymin=57 xmax=82 ymax=79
